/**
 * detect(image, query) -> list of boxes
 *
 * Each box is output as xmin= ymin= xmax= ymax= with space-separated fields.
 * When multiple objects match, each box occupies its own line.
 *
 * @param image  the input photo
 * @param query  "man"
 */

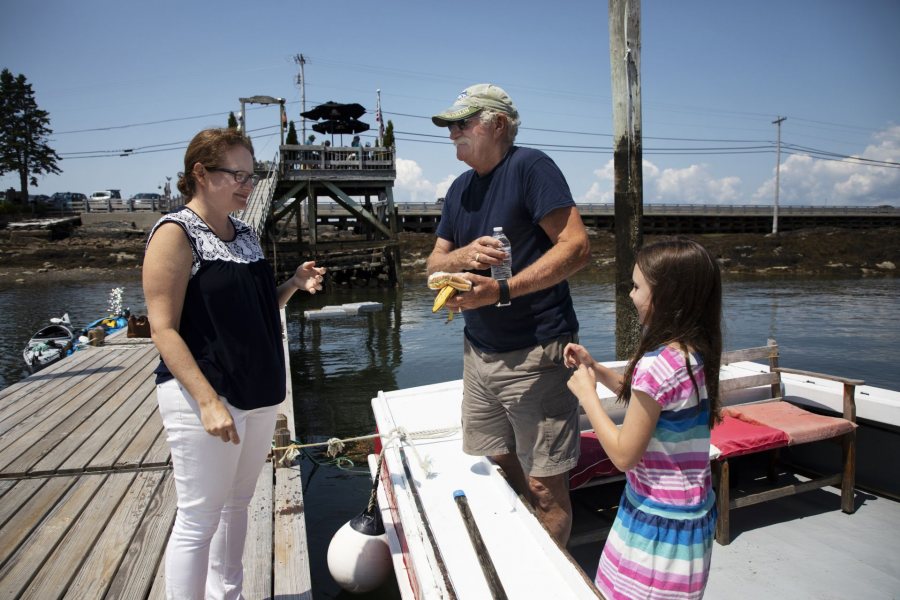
xmin=426 ymin=83 xmax=591 ymax=544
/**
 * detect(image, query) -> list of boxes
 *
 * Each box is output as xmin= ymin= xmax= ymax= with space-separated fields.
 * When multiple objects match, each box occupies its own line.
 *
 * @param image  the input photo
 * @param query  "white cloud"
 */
xmin=579 ymin=159 xmax=740 ymax=204
xmin=394 ymin=158 xmax=455 ymax=203
xmin=753 ymin=125 xmax=900 ymax=206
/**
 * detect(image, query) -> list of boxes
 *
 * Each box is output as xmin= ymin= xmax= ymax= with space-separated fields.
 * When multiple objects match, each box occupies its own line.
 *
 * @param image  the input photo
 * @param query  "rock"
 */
xmin=876 ymin=261 xmax=896 ymax=270
xmin=110 ymin=252 xmax=138 ymax=263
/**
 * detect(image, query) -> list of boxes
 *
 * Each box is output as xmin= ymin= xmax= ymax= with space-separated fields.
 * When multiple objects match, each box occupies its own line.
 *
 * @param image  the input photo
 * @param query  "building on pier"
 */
xmin=241 ymin=143 xmax=401 ymax=288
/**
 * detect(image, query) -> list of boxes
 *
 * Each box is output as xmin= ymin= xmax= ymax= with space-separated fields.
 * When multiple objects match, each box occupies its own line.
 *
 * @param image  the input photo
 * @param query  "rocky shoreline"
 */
xmin=0 ymin=223 xmax=897 ymax=289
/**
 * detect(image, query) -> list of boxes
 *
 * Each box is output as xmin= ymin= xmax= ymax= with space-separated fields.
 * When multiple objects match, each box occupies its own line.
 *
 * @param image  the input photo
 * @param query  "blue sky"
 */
xmin=2 ymin=0 xmax=898 ymax=206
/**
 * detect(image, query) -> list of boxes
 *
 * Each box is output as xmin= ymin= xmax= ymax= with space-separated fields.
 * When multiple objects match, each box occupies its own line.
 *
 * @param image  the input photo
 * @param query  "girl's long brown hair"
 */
xmin=618 ymin=238 xmax=723 ymax=427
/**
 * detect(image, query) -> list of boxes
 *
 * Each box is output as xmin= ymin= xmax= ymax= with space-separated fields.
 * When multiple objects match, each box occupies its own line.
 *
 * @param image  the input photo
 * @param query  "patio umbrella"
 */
xmin=312 ymin=118 xmax=370 ymax=145
xmin=301 ymin=101 xmax=366 ymax=121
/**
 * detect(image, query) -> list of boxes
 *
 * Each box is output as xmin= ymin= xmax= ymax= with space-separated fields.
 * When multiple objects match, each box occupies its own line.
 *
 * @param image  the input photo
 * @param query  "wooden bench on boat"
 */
xmin=710 ymin=338 xmax=861 ymax=544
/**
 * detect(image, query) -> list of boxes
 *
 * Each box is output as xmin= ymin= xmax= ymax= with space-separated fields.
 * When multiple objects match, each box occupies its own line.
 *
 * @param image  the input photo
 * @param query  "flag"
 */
xmin=376 ymin=89 xmax=384 ymax=146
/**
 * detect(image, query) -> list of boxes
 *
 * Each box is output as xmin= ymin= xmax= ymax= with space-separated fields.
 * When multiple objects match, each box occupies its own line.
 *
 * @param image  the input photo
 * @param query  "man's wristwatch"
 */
xmin=496 ymin=279 xmax=511 ymax=307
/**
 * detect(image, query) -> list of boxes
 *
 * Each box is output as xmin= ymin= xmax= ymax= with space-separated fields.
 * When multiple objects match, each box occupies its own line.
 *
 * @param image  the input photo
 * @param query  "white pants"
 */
xmin=157 ymin=379 xmax=279 ymax=600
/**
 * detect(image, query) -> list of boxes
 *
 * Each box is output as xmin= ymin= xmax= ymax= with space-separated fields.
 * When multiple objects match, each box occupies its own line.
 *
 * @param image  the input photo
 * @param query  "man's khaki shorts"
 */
xmin=462 ymin=334 xmax=580 ymax=478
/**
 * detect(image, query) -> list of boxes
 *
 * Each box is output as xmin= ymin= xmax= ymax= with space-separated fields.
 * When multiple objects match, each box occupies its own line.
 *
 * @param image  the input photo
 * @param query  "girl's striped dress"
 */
xmin=595 ymin=345 xmax=716 ymax=600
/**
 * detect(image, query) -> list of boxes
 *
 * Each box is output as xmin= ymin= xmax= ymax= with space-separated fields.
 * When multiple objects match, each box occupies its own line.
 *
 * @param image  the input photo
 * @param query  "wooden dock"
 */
xmin=0 ymin=324 xmax=313 ymax=598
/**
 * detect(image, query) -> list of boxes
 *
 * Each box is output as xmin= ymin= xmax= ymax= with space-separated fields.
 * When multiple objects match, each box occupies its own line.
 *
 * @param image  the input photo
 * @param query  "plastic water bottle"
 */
xmin=490 ymin=227 xmax=513 ymax=280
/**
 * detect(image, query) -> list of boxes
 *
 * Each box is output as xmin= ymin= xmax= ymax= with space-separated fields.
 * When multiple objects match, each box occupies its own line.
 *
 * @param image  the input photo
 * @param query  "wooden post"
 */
xmin=273 ymin=414 xmax=291 ymax=468
xmin=609 ymin=0 xmax=643 ymax=359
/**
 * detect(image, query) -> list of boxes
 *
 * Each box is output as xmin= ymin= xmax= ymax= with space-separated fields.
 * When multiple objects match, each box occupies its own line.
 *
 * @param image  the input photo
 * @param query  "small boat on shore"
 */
xmin=369 ymin=354 xmax=900 ymax=598
xmin=22 ymin=314 xmax=75 ymax=373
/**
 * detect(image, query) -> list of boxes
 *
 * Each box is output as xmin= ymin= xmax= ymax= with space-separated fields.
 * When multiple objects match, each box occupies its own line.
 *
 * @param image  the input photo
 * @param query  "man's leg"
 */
xmin=528 ymin=473 xmax=572 ymax=546
xmin=490 ymin=452 xmax=530 ymax=500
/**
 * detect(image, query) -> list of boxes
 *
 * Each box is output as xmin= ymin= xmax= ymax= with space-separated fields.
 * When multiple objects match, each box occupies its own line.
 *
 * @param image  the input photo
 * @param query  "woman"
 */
xmin=143 ymin=127 xmax=325 ymax=599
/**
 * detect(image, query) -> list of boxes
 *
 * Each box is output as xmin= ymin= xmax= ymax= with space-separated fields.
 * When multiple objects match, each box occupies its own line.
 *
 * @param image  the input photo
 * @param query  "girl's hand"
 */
xmin=567 ymin=363 xmax=599 ymax=406
xmin=200 ymin=398 xmax=240 ymax=444
xmin=291 ymin=261 xmax=326 ymax=294
xmin=563 ymin=342 xmax=594 ymax=369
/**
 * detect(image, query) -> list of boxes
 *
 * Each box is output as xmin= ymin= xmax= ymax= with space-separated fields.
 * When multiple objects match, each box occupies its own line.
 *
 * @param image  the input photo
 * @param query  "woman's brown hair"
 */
xmin=618 ymin=238 xmax=723 ymax=427
xmin=177 ymin=128 xmax=254 ymax=198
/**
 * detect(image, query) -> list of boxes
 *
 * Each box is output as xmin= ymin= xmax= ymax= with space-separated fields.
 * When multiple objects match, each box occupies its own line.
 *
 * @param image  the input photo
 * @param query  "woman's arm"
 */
xmin=276 ymin=261 xmax=325 ymax=308
xmin=143 ymin=223 xmax=239 ymax=444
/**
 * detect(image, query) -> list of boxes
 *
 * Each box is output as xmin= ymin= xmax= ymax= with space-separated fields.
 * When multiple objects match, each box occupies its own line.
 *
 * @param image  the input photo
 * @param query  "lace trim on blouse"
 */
xmin=149 ymin=208 xmax=264 ymax=276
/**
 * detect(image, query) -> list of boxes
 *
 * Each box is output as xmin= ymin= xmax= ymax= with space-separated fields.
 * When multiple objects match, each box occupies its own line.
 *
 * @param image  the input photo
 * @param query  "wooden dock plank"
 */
xmin=0 ymin=477 xmax=46 ymax=530
xmin=0 ymin=347 xmax=139 ymax=471
xmin=0 ymin=473 xmax=107 ymax=596
xmin=0 ymin=478 xmax=16 ymax=500
xmin=244 ymin=460 xmax=274 ymax=600
xmin=22 ymin=471 xmax=138 ymax=599
xmin=104 ymin=470 xmax=176 ymax=599
xmin=0 ymin=346 xmax=119 ymax=436
xmin=0 ymin=476 xmax=76 ymax=568
xmin=113 ymin=394 xmax=167 ymax=469
xmin=31 ymin=349 xmax=158 ymax=473
xmin=147 ymin=555 xmax=166 ymax=600
xmin=83 ymin=379 xmax=159 ymax=471
xmin=274 ymin=463 xmax=314 ymax=600
xmin=140 ymin=421 xmax=171 ymax=468
xmin=0 ymin=342 xmax=108 ymax=408
xmin=66 ymin=470 xmax=166 ymax=600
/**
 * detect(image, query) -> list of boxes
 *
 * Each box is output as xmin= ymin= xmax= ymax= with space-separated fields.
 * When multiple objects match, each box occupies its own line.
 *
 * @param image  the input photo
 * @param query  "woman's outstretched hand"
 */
xmin=292 ymin=261 xmax=326 ymax=294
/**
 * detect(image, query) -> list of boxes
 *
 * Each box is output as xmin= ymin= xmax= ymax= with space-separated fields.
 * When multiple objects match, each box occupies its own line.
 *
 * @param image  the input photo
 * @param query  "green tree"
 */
xmin=285 ymin=120 xmax=298 ymax=145
xmin=228 ymin=111 xmax=239 ymax=129
xmin=0 ymin=69 xmax=61 ymax=199
xmin=383 ymin=119 xmax=395 ymax=149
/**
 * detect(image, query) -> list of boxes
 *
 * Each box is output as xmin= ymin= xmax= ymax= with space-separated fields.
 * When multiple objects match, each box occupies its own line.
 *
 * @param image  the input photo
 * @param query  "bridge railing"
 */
xmin=314 ymin=202 xmax=898 ymax=216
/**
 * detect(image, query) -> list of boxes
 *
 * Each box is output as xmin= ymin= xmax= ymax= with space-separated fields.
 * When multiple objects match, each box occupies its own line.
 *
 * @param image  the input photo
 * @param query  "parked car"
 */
xmin=90 ymin=189 xmax=122 ymax=202
xmin=28 ymin=194 xmax=51 ymax=205
xmin=48 ymin=192 xmax=87 ymax=210
xmin=129 ymin=192 xmax=161 ymax=209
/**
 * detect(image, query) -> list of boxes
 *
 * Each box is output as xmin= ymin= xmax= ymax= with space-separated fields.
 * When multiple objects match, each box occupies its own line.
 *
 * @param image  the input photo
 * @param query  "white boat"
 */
xmin=22 ymin=313 xmax=75 ymax=373
xmin=369 ymin=360 xmax=900 ymax=599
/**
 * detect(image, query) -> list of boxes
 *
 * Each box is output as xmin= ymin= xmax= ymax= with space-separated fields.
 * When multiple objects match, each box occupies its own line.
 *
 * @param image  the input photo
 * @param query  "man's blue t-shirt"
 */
xmin=436 ymin=146 xmax=579 ymax=353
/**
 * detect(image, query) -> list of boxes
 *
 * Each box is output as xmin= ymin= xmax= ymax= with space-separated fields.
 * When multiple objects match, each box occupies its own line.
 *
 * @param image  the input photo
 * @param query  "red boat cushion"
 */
xmin=725 ymin=402 xmax=856 ymax=446
xmin=570 ymin=431 xmax=621 ymax=489
xmin=711 ymin=414 xmax=789 ymax=460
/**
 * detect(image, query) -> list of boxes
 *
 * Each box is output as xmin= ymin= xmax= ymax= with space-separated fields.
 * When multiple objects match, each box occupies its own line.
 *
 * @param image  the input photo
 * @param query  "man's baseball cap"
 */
xmin=432 ymin=83 xmax=518 ymax=127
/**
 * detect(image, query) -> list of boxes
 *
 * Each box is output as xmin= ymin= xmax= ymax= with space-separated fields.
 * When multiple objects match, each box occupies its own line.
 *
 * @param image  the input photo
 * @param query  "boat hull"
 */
xmin=22 ymin=324 xmax=75 ymax=373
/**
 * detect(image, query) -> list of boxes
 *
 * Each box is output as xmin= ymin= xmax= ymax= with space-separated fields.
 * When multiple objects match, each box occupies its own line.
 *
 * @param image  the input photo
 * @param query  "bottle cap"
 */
xmin=493 ymin=226 xmax=503 ymax=232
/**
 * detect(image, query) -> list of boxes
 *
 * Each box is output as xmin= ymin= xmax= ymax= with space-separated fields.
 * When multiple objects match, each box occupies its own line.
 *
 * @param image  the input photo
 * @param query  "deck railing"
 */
xmin=279 ymin=144 xmax=395 ymax=172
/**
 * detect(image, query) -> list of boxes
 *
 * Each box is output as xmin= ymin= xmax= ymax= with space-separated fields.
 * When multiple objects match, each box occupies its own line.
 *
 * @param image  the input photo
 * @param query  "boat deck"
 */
xmin=0 ymin=329 xmax=312 ymax=598
xmin=373 ymin=376 xmax=900 ymax=599
xmin=568 ymin=455 xmax=900 ymax=598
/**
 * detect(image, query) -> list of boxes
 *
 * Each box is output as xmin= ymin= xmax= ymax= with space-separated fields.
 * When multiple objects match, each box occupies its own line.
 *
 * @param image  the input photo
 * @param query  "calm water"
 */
xmin=1 ymin=273 xmax=898 ymax=598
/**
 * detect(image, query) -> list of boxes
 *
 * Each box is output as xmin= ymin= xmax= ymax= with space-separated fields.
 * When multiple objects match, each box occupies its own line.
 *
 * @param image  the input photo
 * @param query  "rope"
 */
xmin=272 ymin=426 xmax=461 ymax=473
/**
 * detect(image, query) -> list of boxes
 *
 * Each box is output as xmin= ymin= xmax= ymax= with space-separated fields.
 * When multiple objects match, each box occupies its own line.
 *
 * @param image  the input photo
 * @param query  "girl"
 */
xmin=565 ymin=238 xmax=722 ymax=599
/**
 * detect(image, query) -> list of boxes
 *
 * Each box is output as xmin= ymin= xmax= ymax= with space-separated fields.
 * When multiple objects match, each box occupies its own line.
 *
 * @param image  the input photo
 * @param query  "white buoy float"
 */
xmin=327 ymin=453 xmax=392 ymax=593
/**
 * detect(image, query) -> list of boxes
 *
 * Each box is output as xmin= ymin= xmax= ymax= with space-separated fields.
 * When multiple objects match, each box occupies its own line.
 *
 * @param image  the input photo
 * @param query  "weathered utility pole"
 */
xmin=294 ymin=54 xmax=307 ymax=142
xmin=609 ymin=0 xmax=643 ymax=360
xmin=772 ymin=116 xmax=786 ymax=234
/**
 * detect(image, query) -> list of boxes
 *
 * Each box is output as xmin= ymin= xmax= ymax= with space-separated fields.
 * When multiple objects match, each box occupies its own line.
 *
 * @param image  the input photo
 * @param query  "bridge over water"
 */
xmin=317 ymin=202 xmax=900 ymax=235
